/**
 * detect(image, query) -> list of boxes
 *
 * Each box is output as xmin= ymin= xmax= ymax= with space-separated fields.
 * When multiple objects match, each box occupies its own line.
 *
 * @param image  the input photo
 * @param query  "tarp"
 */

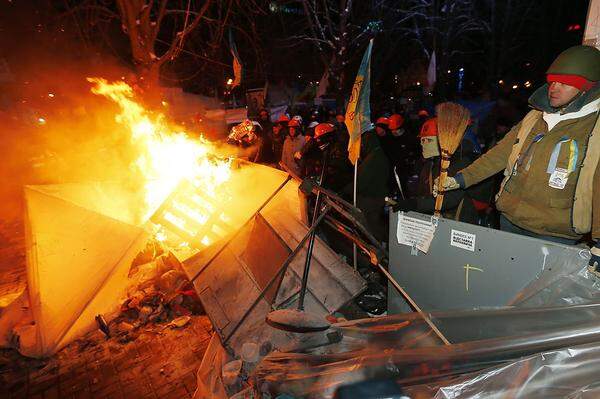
xmin=0 ymin=181 xmax=148 ymax=357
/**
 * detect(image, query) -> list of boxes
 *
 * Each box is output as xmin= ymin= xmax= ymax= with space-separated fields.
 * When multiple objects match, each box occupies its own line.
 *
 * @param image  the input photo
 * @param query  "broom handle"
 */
xmin=434 ymin=157 xmax=451 ymax=216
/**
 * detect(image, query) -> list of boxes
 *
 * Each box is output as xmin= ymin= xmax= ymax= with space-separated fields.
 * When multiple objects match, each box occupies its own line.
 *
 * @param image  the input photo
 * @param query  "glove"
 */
xmin=432 ymin=176 xmax=460 ymax=197
xmin=392 ymin=199 xmax=417 ymax=212
xmin=587 ymin=244 xmax=600 ymax=277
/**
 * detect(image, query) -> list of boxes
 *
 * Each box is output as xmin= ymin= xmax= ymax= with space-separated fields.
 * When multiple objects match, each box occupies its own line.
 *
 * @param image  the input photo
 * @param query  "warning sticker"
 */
xmin=397 ymin=213 xmax=436 ymax=253
xmin=450 ymin=229 xmax=476 ymax=252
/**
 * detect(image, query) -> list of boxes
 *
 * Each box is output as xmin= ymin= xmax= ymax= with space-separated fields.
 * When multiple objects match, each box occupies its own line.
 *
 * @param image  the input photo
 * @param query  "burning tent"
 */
xmin=2 ymin=182 xmax=150 ymax=357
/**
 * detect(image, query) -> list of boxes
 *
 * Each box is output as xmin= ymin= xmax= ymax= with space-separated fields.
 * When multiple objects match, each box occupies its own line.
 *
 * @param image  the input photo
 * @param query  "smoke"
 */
xmin=0 ymin=56 xmax=137 ymax=217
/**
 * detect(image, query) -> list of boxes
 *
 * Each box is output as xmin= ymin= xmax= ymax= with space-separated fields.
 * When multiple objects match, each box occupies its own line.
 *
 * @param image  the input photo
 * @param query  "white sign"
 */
xmin=450 ymin=229 xmax=476 ymax=252
xmin=397 ymin=213 xmax=436 ymax=253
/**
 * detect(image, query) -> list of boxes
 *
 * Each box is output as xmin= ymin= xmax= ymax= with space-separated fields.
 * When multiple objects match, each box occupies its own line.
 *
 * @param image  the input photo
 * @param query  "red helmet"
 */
xmin=277 ymin=114 xmax=290 ymax=124
xmin=314 ymin=123 xmax=335 ymax=140
xmin=375 ymin=116 xmax=390 ymax=127
xmin=418 ymin=109 xmax=430 ymax=118
xmin=418 ymin=117 xmax=438 ymax=137
xmin=388 ymin=114 xmax=404 ymax=130
xmin=288 ymin=118 xmax=301 ymax=127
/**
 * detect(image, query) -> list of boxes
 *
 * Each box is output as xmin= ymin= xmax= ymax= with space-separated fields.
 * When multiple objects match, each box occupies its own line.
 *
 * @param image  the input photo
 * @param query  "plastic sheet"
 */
xmin=252 ymin=305 xmax=600 ymax=398
xmin=509 ymin=251 xmax=600 ymax=307
xmin=404 ymin=341 xmax=600 ymax=398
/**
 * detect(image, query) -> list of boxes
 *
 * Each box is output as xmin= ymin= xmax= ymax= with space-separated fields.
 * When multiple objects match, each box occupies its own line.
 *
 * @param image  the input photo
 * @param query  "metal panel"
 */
xmin=388 ymin=211 xmax=588 ymax=313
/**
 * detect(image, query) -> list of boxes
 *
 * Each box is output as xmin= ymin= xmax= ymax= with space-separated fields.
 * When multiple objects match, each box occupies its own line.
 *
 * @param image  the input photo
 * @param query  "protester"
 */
xmin=270 ymin=114 xmax=289 ymax=164
xmin=394 ymin=117 xmax=494 ymax=225
xmin=439 ymin=45 xmax=600 ymax=259
xmin=227 ymin=119 xmax=264 ymax=163
xmin=281 ymin=118 xmax=307 ymax=176
xmin=385 ymin=113 xmax=420 ymax=196
xmin=343 ymin=126 xmax=391 ymax=242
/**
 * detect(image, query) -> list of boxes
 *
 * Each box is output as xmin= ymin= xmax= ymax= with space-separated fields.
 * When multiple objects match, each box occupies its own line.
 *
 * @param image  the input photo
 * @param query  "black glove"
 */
xmin=392 ymin=199 xmax=417 ymax=212
xmin=588 ymin=242 xmax=600 ymax=277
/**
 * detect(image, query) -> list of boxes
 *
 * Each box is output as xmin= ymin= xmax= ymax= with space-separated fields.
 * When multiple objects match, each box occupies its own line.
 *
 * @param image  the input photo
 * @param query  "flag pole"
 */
xmin=353 ymin=161 xmax=358 ymax=270
xmin=345 ymin=38 xmax=374 ymax=271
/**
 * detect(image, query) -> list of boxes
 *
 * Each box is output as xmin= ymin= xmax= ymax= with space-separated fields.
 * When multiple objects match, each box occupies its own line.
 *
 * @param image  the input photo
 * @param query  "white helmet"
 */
xmin=292 ymin=115 xmax=303 ymax=125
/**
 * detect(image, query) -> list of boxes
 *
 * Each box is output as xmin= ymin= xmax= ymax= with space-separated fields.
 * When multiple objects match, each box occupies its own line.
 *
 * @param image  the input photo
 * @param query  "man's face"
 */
xmin=375 ymin=126 xmax=386 ymax=136
xmin=259 ymin=112 xmax=269 ymax=121
xmin=548 ymin=81 xmax=580 ymax=108
xmin=336 ymin=114 xmax=345 ymax=123
xmin=289 ymin=127 xmax=297 ymax=136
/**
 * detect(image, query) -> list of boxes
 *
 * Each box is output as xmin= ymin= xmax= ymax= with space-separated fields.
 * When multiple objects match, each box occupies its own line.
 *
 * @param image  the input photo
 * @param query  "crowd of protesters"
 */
xmin=225 ymin=90 xmax=528 ymax=246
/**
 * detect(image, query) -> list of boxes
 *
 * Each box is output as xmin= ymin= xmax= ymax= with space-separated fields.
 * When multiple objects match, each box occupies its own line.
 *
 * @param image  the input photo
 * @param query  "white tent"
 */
xmin=0 ymin=182 xmax=148 ymax=357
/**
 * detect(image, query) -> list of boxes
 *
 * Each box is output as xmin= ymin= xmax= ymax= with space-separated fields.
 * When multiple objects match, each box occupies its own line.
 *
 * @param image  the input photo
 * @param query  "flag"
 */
xmin=316 ymin=70 xmax=329 ymax=98
xmin=426 ymin=51 xmax=436 ymax=94
xmin=229 ymin=30 xmax=242 ymax=88
xmin=345 ymin=39 xmax=373 ymax=165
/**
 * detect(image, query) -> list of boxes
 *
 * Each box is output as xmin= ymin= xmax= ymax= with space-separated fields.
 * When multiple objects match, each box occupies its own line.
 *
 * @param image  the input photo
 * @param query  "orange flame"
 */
xmin=87 ymin=78 xmax=231 ymax=223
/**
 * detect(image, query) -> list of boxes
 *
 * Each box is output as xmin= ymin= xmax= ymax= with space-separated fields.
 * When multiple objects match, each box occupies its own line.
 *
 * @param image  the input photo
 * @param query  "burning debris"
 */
xmin=99 ymin=240 xmax=204 ymax=344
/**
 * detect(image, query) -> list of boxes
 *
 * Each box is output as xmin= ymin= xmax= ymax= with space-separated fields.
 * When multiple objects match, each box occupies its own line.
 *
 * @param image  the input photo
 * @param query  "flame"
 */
xmin=87 ymin=77 xmax=231 ymax=223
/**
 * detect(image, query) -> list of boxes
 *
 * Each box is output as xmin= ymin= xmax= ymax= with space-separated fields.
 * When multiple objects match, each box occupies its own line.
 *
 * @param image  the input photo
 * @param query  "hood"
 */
xmin=529 ymin=83 xmax=600 ymax=114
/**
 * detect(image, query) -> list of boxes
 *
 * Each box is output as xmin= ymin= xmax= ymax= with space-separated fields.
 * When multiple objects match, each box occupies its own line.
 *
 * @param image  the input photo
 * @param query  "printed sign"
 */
xmin=450 ymin=229 xmax=476 ymax=252
xmin=397 ymin=213 xmax=436 ymax=253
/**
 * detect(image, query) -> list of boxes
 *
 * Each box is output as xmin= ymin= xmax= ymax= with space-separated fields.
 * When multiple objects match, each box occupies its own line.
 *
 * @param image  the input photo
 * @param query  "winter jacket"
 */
xmin=457 ymin=84 xmax=600 ymax=239
xmin=342 ymin=130 xmax=391 ymax=241
xmin=412 ymin=140 xmax=494 ymax=225
xmin=280 ymin=134 xmax=307 ymax=176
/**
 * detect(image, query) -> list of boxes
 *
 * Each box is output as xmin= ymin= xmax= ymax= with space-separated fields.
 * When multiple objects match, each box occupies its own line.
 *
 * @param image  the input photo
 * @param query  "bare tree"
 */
xmin=61 ymin=0 xmax=213 ymax=88
xmin=114 ymin=0 xmax=213 ymax=86
xmin=296 ymin=0 xmax=381 ymax=96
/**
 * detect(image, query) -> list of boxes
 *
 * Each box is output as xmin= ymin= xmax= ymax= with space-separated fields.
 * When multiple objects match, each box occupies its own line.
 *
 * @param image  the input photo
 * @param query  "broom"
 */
xmin=434 ymin=102 xmax=471 ymax=217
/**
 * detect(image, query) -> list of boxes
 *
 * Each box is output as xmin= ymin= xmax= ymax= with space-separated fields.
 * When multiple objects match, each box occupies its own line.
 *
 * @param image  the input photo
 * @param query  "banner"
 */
xmin=229 ymin=30 xmax=242 ymax=88
xmin=345 ymin=39 xmax=374 ymax=165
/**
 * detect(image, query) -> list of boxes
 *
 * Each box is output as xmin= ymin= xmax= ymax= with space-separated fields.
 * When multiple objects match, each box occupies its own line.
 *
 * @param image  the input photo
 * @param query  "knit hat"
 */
xmin=546 ymin=74 xmax=595 ymax=91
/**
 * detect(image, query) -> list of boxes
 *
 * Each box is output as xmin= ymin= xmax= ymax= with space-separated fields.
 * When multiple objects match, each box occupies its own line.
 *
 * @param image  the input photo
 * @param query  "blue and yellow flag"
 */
xmin=345 ymin=39 xmax=373 ymax=165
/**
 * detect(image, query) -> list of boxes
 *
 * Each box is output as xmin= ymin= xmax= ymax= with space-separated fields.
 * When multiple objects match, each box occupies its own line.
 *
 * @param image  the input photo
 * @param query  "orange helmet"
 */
xmin=418 ymin=109 xmax=430 ymax=118
xmin=375 ymin=116 xmax=390 ymax=127
xmin=277 ymin=114 xmax=290 ymax=124
xmin=388 ymin=114 xmax=404 ymax=130
xmin=418 ymin=117 xmax=438 ymax=137
xmin=314 ymin=123 xmax=335 ymax=140
xmin=288 ymin=118 xmax=301 ymax=128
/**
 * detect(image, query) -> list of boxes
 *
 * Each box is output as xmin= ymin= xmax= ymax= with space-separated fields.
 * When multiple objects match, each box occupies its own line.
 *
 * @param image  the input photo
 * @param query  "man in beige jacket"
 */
xmin=440 ymin=45 xmax=600 ymax=273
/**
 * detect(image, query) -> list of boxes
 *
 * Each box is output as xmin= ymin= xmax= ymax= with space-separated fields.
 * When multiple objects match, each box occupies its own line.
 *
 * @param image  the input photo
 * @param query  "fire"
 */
xmin=87 ymin=78 xmax=232 ymax=226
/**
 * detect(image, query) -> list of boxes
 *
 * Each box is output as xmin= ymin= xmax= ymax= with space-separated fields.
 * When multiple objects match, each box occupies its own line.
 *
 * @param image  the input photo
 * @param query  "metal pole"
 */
xmin=353 ymin=162 xmax=358 ymax=270
xmin=297 ymin=148 xmax=330 ymax=311
xmin=394 ymin=166 xmax=406 ymax=200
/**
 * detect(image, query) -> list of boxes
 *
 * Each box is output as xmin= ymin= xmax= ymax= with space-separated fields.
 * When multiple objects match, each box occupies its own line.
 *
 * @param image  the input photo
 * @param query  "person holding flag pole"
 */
xmin=344 ymin=39 xmax=391 ymax=251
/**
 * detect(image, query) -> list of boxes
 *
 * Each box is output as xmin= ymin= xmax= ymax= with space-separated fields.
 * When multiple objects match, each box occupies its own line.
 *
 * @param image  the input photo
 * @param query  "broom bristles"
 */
xmin=435 ymin=102 xmax=471 ymax=157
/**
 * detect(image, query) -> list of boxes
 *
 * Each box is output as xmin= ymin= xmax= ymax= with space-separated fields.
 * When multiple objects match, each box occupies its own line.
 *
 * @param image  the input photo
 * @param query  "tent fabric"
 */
xmin=0 ymin=183 xmax=148 ymax=358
